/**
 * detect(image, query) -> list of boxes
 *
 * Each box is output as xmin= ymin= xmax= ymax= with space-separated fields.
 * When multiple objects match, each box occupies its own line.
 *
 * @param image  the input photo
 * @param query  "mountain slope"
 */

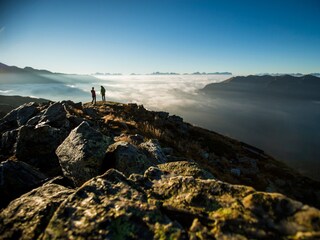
xmin=0 ymin=100 xmax=319 ymax=239
xmin=202 ymin=74 xmax=320 ymax=100
xmin=0 ymin=62 xmax=58 ymax=84
xmin=0 ymin=62 xmax=98 ymax=84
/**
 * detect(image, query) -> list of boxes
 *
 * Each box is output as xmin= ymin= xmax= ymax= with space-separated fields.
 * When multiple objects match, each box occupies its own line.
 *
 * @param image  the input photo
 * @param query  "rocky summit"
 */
xmin=0 ymin=100 xmax=319 ymax=239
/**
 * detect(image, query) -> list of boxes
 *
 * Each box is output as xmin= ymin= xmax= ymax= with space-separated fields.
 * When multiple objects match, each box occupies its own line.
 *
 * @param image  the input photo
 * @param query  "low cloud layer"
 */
xmin=0 ymin=74 xmax=319 ymax=180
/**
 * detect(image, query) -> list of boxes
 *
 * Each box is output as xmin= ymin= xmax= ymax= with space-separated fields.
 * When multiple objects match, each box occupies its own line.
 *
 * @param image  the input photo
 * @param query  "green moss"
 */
xmin=109 ymin=217 xmax=136 ymax=240
xmin=154 ymin=222 xmax=182 ymax=240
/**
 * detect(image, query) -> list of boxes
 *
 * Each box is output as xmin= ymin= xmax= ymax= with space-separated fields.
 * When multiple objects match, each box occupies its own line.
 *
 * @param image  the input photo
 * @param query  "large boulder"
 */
xmin=0 ymin=102 xmax=39 ymax=132
xmin=56 ymin=121 xmax=112 ymax=186
xmin=42 ymin=169 xmax=185 ymax=239
xmin=15 ymin=124 xmax=65 ymax=176
xmin=0 ymin=128 xmax=19 ymax=157
xmin=139 ymin=139 xmax=167 ymax=164
xmin=16 ymin=102 xmax=39 ymax=126
xmin=0 ymin=160 xmax=47 ymax=208
xmin=147 ymin=173 xmax=320 ymax=239
xmin=39 ymin=102 xmax=67 ymax=128
xmin=0 ymin=183 xmax=73 ymax=240
xmin=106 ymin=141 xmax=155 ymax=177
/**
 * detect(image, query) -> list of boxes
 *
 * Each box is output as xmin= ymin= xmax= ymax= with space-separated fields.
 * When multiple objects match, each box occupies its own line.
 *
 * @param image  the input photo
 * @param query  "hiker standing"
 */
xmin=100 ymin=86 xmax=106 ymax=101
xmin=91 ymin=87 xmax=96 ymax=105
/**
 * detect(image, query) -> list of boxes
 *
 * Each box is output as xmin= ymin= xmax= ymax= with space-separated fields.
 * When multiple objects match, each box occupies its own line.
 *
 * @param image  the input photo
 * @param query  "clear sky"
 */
xmin=0 ymin=0 xmax=319 ymax=75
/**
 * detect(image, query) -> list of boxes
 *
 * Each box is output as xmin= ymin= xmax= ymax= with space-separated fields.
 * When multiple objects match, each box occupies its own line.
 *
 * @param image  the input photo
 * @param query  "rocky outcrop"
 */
xmin=39 ymin=102 xmax=67 ymax=128
xmin=1 ymin=167 xmax=318 ymax=239
xmin=0 ymin=100 xmax=319 ymax=239
xmin=0 ymin=102 xmax=39 ymax=133
xmin=15 ymin=124 xmax=65 ymax=176
xmin=42 ymin=169 xmax=184 ymax=239
xmin=0 ymin=183 xmax=73 ymax=240
xmin=139 ymin=139 xmax=167 ymax=164
xmin=105 ymin=141 xmax=156 ymax=177
xmin=56 ymin=121 xmax=112 ymax=186
xmin=0 ymin=160 xmax=47 ymax=208
xmin=146 ymin=170 xmax=320 ymax=239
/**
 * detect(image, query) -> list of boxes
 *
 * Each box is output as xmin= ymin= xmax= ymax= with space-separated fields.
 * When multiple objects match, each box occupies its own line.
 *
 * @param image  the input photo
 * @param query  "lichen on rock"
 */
xmin=56 ymin=121 xmax=112 ymax=186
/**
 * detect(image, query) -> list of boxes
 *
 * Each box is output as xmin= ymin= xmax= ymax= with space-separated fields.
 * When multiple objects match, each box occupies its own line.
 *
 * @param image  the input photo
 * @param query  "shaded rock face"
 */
xmin=0 ymin=183 xmax=73 ymax=240
xmin=106 ymin=141 xmax=156 ymax=177
xmin=139 ymin=139 xmax=167 ymax=164
xmin=0 ymin=160 xmax=47 ymax=208
xmin=0 ymin=128 xmax=19 ymax=156
xmin=39 ymin=102 xmax=67 ymax=128
xmin=15 ymin=124 xmax=65 ymax=176
xmin=0 ymin=102 xmax=39 ymax=133
xmin=56 ymin=121 xmax=112 ymax=186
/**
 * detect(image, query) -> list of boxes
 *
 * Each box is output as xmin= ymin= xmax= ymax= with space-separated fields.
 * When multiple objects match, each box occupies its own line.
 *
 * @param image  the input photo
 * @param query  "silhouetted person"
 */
xmin=91 ymin=87 xmax=96 ymax=105
xmin=100 ymin=86 xmax=106 ymax=101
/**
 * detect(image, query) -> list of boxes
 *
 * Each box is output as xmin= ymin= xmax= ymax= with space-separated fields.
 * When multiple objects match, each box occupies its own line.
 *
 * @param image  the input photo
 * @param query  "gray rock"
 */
xmin=1 ymin=128 xmax=19 ymax=156
xmin=106 ymin=141 xmax=155 ymax=177
xmin=56 ymin=121 xmax=112 ymax=186
xmin=39 ymin=102 xmax=67 ymax=128
xmin=0 ymin=102 xmax=39 ymax=132
xmin=42 ymin=169 xmax=185 ymax=239
xmin=149 ymin=174 xmax=320 ymax=239
xmin=15 ymin=124 xmax=65 ymax=176
xmin=0 ymin=160 xmax=47 ymax=208
xmin=16 ymin=102 xmax=39 ymax=126
xmin=139 ymin=139 xmax=167 ymax=164
xmin=61 ymin=100 xmax=82 ymax=110
xmin=144 ymin=166 xmax=164 ymax=181
xmin=26 ymin=115 xmax=41 ymax=126
xmin=0 ymin=183 xmax=73 ymax=240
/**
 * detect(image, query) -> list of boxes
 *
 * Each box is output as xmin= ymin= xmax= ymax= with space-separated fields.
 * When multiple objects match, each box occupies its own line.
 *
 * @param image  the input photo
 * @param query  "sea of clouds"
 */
xmin=0 ymin=74 xmax=319 ymax=180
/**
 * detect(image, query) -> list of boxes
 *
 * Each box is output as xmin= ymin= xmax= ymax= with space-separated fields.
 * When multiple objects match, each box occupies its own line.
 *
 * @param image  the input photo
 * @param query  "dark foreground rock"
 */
xmin=1 ymin=167 xmax=319 ymax=239
xmin=42 ymin=169 xmax=185 ymax=239
xmin=15 ymin=124 xmax=65 ymax=176
xmin=0 ymin=183 xmax=73 ymax=240
xmin=0 ymin=160 xmax=47 ymax=208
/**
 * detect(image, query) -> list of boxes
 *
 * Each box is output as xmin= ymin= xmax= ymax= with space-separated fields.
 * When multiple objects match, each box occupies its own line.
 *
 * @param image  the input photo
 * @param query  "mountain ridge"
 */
xmin=202 ymin=74 xmax=320 ymax=100
xmin=0 ymin=98 xmax=319 ymax=239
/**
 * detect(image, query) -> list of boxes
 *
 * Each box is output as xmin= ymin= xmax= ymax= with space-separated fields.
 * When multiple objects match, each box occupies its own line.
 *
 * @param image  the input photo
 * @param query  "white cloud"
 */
xmin=0 ymin=26 xmax=5 ymax=33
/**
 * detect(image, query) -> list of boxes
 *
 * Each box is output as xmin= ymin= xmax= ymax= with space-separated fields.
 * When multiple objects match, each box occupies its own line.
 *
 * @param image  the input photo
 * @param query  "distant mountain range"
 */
xmin=0 ymin=62 xmax=60 ymax=84
xmin=202 ymin=74 xmax=320 ymax=100
xmin=0 ymin=62 xmax=55 ymax=75
xmin=0 ymin=62 xmax=97 ymax=84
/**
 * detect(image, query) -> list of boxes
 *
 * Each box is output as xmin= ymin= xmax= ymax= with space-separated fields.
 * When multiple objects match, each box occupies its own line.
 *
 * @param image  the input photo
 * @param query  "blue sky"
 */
xmin=0 ymin=0 xmax=319 ymax=75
